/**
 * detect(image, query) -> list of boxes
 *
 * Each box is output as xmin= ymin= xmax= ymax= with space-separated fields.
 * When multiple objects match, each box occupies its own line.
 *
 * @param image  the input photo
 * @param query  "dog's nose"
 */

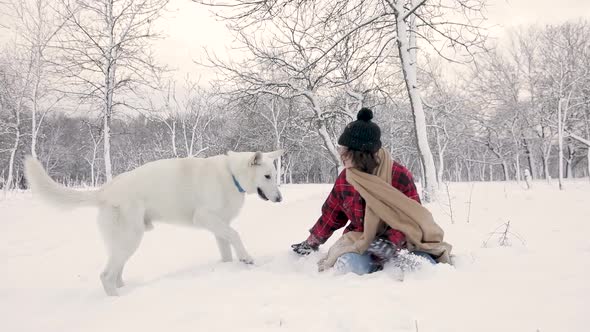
xmin=275 ymin=193 xmax=283 ymax=203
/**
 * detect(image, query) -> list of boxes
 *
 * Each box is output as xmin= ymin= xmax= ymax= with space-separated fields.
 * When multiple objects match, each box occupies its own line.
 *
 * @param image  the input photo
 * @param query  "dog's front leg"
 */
xmin=194 ymin=212 xmax=254 ymax=265
xmin=215 ymin=236 xmax=233 ymax=262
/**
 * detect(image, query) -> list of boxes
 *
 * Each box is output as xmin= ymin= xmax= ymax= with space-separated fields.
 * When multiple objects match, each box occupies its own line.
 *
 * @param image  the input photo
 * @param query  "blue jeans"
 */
xmin=334 ymin=251 xmax=437 ymax=275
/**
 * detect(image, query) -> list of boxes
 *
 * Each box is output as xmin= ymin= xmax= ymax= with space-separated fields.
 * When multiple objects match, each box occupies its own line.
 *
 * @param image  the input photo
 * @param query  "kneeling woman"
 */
xmin=291 ymin=108 xmax=452 ymax=274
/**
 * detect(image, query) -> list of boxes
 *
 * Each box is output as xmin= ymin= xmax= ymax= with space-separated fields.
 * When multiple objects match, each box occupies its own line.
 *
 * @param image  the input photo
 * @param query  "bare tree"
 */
xmin=147 ymin=76 xmax=215 ymax=158
xmin=0 ymin=46 xmax=29 ymax=191
xmin=538 ymin=22 xmax=589 ymax=189
xmin=512 ymin=27 xmax=543 ymax=180
xmin=422 ymin=57 xmax=470 ymax=184
xmin=200 ymin=3 xmax=389 ymax=168
xmin=82 ymin=119 xmax=103 ymax=186
xmin=54 ymin=0 xmax=169 ymax=181
xmin=6 ymin=0 xmax=66 ymax=159
xmin=197 ymin=0 xmax=487 ymax=201
xmin=178 ymin=84 xmax=216 ymax=158
xmin=148 ymin=78 xmax=181 ymax=157
xmin=255 ymin=95 xmax=298 ymax=185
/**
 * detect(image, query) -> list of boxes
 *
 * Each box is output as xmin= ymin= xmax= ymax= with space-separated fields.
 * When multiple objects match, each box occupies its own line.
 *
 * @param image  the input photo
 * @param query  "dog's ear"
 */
xmin=264 ymin=149 xmax=284 ymax=160
xmin=249 ymin=151 xmax=263 ymax=166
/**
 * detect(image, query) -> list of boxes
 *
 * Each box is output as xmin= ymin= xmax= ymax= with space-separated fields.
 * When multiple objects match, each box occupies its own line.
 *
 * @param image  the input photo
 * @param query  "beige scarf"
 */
xmin=318 ymin=149 xmax=452 ymax=271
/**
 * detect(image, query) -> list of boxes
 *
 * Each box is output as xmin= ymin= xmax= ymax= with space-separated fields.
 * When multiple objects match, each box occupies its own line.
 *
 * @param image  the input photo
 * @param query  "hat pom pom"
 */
xmin=357 ymin=108 xmax=374 ymax=122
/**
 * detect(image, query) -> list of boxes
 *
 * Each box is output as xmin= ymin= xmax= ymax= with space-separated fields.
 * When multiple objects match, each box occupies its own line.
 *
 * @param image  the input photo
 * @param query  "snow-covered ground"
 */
xmin=1 ymin=181 xmax=589 ymax=332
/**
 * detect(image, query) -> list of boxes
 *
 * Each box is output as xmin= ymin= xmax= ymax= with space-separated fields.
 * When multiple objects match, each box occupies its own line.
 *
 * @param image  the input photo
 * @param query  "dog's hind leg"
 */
xmin=194 ymin=212 xmax=253 ymax=264
xmin=144 ymin=217 xmax=154 ymax=231
xmin=115 ymin=269 xmax=125 ymax=288
xmin=215 ymin=236 xmax=233 ymax=262
xmin=97 ymin=203 xmax=145 ymax=296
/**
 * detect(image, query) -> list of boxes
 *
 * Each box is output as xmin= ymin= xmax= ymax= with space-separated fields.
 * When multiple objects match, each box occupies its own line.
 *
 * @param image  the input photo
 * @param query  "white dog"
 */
xmin=24 ymin=150 xmax=284 ymax=296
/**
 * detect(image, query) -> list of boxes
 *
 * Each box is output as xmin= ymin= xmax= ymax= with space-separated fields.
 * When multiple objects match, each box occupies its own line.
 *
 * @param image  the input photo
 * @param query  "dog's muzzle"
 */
xmin=257 ymin=188 xmax=282 ymax=202
xmin=257 ymin=187 xmax=269 ymax=201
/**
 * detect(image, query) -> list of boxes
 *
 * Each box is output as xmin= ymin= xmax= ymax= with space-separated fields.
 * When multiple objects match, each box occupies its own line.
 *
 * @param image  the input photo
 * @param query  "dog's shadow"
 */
xmin=120 ymin=260 xmax=256 ymax=294
xmin=118 ymin=253 xmax=313 ymax=295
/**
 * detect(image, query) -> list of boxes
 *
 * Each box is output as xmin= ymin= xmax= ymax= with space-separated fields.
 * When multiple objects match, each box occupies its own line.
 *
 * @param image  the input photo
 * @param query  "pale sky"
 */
xmin=154 ymin=0 xmax=590 ymax=83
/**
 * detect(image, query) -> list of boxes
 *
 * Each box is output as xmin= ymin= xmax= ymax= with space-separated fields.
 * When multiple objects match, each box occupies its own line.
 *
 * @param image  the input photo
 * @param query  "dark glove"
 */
xmin=291 ymin=240 xmax=319 ymax=255
xmin=366 ymin=238 xmax=398 ymax=261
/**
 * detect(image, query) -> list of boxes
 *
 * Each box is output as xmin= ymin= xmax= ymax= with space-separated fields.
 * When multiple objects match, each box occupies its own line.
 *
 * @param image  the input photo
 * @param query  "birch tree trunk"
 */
xmin=515 ymin=154 xmax=521 ymax=182
xmin=102 ymin=0 xmax=115 ymax=181
xmin=543 ymin=150 xmax=551 ymax=182
xmin=304 ymin=92 xmax=340 ymax=167
xmin=501 ymin=161 xmax=509 ymax=181
xmin=31 ymin=45 xmax=40 ymax=158
xmin=5 ymin=60 xmax=29 ymax=191
xmin=557 ymin=98 xmax=564 ymax=190
xmin=6 ymin=124 xmax=20 ymax=191
xmin=395 ymin=6 xmax=438 ymax=201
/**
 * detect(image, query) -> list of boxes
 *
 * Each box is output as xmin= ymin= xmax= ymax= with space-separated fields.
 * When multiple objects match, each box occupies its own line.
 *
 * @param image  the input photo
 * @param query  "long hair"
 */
xmin=344 ymin=149 xmax=381 ymax=174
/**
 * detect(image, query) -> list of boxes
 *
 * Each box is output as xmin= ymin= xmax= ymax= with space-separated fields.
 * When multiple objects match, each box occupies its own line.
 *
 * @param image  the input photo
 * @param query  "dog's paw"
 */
xmin=102 ymin=286 xmax=119 ymax=296
xmin=144 ymin=220 xmax=154 ymax=231
xmin=239 ymin=257 xmax=254 ymax=265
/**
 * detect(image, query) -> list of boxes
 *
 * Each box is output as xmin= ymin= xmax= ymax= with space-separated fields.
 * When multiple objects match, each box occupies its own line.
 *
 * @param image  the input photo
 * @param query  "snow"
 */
xmin=1 ymin=181 xmax=589 ymax=332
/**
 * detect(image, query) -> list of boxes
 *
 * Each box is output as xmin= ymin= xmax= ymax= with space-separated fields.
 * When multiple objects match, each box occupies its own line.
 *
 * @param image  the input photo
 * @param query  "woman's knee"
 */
xmin=335 ymin=252 xmax=374 ymax=275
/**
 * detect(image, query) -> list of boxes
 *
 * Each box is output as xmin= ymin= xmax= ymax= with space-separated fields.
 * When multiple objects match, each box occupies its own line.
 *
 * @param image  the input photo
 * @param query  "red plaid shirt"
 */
xmin=307 ymin=162 xmax=421 ymax=248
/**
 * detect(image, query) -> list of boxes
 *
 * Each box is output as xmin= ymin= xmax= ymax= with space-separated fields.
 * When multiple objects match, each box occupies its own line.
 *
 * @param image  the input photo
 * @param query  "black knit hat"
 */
xmin=337 ymin=108 xmax=382 ymax=153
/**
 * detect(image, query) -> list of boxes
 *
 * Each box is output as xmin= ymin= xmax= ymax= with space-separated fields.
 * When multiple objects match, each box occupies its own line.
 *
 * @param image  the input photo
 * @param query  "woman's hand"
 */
xmin=291 ymin=241 xmax=319 ymax=255
xmin=366 ymin=238 xmax=398 ymax=261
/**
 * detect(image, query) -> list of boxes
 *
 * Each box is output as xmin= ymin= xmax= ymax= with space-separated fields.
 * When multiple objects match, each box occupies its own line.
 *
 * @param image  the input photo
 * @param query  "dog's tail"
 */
xmin=24 ymin=156 xmax=98 ymax=209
